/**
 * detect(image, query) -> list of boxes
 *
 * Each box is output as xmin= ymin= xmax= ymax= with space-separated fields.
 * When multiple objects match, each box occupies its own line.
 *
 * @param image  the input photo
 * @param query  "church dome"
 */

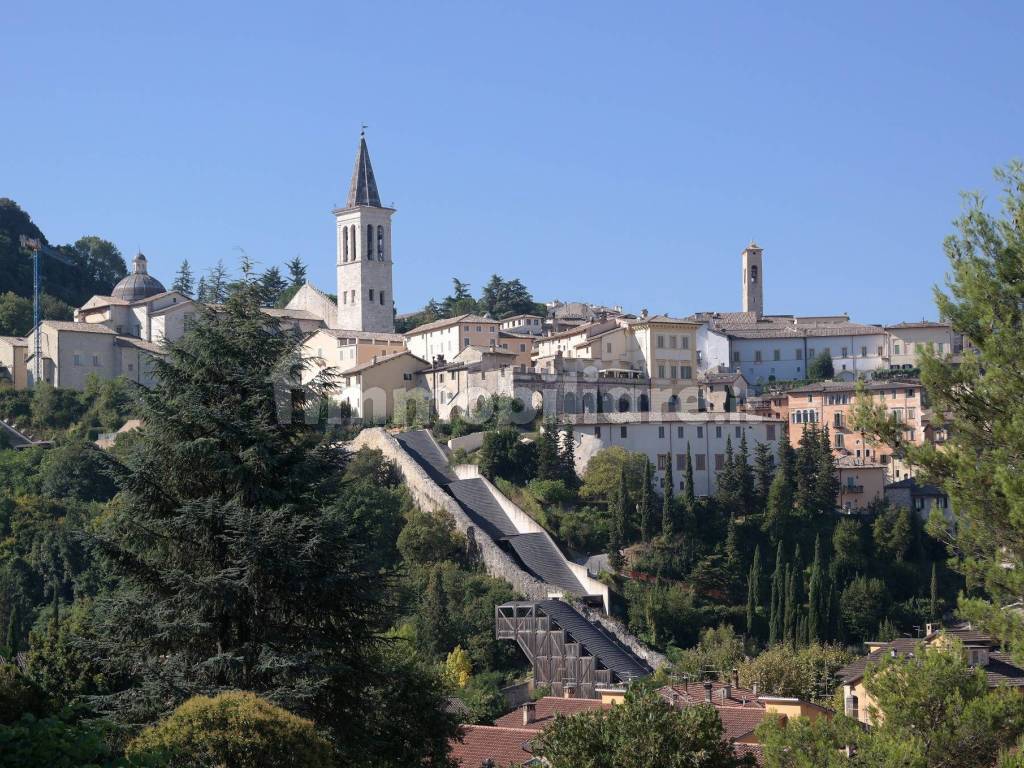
xmin=111 ymin=253 xmax=166 ymax=302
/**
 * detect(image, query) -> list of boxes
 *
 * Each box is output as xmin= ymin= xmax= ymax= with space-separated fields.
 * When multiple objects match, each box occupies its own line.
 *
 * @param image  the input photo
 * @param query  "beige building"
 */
xmin=284 ymin=282 xmax=339 ymax=329
xmin=884 ymin=321 xmax=962 ymax=369
xmin=0 ymin=336 xmax=28 ymax=390
xmin=835 ymin=456 xmax=887 ymax=512
xmin=27 ymin=321 xmax=160 ymax=390
xmin=333 ymin=350 xmax=427 ymax=423
xmin=787 ymin=380 xmax=924 ymax=482
xmin=499 ymin=314 xmax=545 ymax=336
xmin=305 ymin=328 xmax=406 ymax=375
xmin=497 ymin=331 xmax=534 ymax=371
xmin=405 ymin=314 xmax=500 ymax=362
xmin=421 ymin=346 xmax=518 ymax=421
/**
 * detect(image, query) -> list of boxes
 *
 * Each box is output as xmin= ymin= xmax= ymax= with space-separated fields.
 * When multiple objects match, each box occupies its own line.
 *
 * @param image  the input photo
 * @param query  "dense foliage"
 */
xmin=395 ymin=274 xmax=546 ymax=331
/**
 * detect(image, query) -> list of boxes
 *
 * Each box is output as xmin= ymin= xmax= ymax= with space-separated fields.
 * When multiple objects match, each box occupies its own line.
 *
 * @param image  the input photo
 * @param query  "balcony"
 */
xmin=843 ymin=484 xmax=864 ymax=494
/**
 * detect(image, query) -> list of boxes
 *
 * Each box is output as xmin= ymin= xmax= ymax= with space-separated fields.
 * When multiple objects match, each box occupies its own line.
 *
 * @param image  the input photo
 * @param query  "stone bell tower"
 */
xmin=334 ymin=131 xmax=395 ymax=332
xmin=741 ymin=242 xmax=764 ymax=318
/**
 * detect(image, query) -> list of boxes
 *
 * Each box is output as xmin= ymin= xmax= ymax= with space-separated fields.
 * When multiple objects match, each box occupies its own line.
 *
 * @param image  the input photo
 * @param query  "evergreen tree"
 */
xmin=724 ymin=513 xmax=742 ymax=602
xmin=419 ymin=565 xmax=452 ymax=658
xmin=5 ymin=603 xmax=19 ymax=655
xmin=205 ymin=260 xmax=230 ymax=303
xmin=746 ymin=545 xmax=762 ymax=637
xmin=931 ymin=561 xmax=940 ymax=620
xmin=609 ymin=468 xmax=626 ymax=571
xmin=717 ymin=437 xmax=738 ymax=509
xmin=286 ymin=256 xmax=307 ymax=286
xmin=764 ymin=432 xmax=796 ymax=543
xmin=638 ymin=458 xmax=653 ymax=543
xmin=769 ymin=542 xmax=785 ymax=645
xmin=81 ymin=284 xmax=454 ymax=764
xmin=783 ymin=563 xmax=796 ymax=647
xmin=171 ymin=259 xmax=195 ymax=297
xmin=536 ymin=418 xmax=561 ymax=481
xmin=753 ymin=441 xmax=775 ymax=511
xmin=661 ymin=459 xmax=675 ymax=537
xmin=559 ymin=423 xmax=579 ymax=489
xmin=814 ymin=425 xmax=840 ymax=514
xmin=196 ymin=275 xmax=209 ymax=304
xmin=794 ymin=424 xmax=819 ymax=513
xmin=807 ymin=534 xmax=827 ymax=643
xmin=683 ymin=443 xmax=696 ymax=511
xmin=259 ymin=266 xmax=289 ymax=306
xmin=736 ymin=434 xmax=756 ymax=515
xmin=790 ymin=544 xmax=805 ymax=647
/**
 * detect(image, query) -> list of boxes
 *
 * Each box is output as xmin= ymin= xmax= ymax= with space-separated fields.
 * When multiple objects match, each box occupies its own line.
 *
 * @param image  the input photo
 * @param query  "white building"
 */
xmin=884 ymin=321 xmax=962 ymax=369
xmin=562 ymin=412 xmax=784 ymax=497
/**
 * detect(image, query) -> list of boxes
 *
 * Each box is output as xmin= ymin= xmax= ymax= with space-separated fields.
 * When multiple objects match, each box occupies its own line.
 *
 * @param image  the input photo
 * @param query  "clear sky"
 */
xmin=2 ymin=2 xmax=1020 ymax=323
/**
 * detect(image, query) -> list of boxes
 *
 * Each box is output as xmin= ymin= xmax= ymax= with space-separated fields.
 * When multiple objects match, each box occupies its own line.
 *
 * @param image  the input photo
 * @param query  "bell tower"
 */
xmin=741 ymin=242 xmax=764 ymax=318
xmin=335 ymin=131 xmax=395 ymax=332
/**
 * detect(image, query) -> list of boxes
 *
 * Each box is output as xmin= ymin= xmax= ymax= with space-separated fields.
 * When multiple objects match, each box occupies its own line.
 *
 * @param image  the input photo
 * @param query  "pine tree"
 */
xmin=286 ymin=256 xmax=307 ymax=286
xmin=537 ymin=418 xmax=561 ymax=481
xmin=718 ymin=437 xmax=737 ymax=508
xmin=420 ymin=565 xmax=452 ymax=658
xmin=259 ymin=266 xmax=289 ymax=306
xmin=5 ymin=603 xmax=19 ymax=655
xmin=753 ymin=441 xmax=775 ymax=511
xmin=560 ymin=423 xmax=579 ymax=490
xmin=683 ymin=443 xmax=696 ymax=511
xmin=662 ymin=459 xmax=675 ymax=537
xmin=638 ymin=458 xmax=653 ymax=543
xmin=764 ymin=432 xmax=796 ymax=543
xmin=171 ymin=259 xmax=195 ymax=297
xmin=746 ymin=545 xmax=762 ymax=637
xmin=815 ymin=425 xmax=840 ymax=514
xmin=794 ymin=424 xmax=819 ymax=513
xmin=930 ymin=561 xmax=939 ymax=620
xmin=206 ymin=260 xmax=230 ymax=303
xmin=783 ymin=563 xmax=796 ymax=647
xmin=724 ymin=513 xmax=742 ymax=602
xmin=196 ymin=275 xmax=209 ymax=303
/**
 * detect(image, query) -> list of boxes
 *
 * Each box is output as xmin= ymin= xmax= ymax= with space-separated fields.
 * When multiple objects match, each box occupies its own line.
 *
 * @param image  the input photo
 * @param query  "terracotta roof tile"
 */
xmin=494 ymin=697 xmax=606 ymax=731
xmin=450 ymin=725 xmax=535 ymax=767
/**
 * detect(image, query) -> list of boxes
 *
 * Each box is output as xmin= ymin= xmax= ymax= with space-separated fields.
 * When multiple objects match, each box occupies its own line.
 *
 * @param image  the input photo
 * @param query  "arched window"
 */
xmin=342 ymin=226 xmax=349 ymax=262
xmin=349 ymin=227 xmax=357 ymax=260
xmin=667 ymin=394 xmax=680 ymax=413
xmin=367 ymin=224 xmax=374 ymax=258
xmin=377 ymin=225 xmax=385 ymax=260
xmin=638 ymin=393 xmax=650 ymax=412
xmin=563 ymin=392 xmax=576 ymax=414
xmin=617 ymin=394 xmax=631 ymax=413
xmin=600 ymin=392 xmax=613 ymax=414
xmin=582 ymin=392 xmax=595 ymax=413
xmin=750 ymin=264 xmax=758 ymax=283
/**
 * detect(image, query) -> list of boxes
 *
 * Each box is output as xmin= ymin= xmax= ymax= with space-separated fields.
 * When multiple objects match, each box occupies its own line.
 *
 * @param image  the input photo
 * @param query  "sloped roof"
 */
xmin=537 ymin=599 xmax=652 ymax=681
xmin=886 ymin=321 xmax=951 ymax=330
xmin=494 ymin=697 xmax=605 ymax=731
xmin=41 ymin=321 xmax=116 ymax=334
xmin=449 ymin=725 xmax=535 ymax=767
xmin=405 ymin=314 xmax=494 ymax=336
xmin=343 ymin=350 xmax=426 ymax=374
xmin=115 ymin=336 xmax=165 ymax=354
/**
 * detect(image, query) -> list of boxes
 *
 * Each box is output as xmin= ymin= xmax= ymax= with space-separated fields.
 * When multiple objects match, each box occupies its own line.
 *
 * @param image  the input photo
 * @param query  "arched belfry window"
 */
xmin=350 ymin=227 xmax=357 ymax=261
xmin=377 ymin=225 xmax=385 ymax=261
xmin=342 ymin=226 xmax=349 ymax=262
xmin=750 ymin=264 xmax=758 ymax=283
xmin=367 ymin=224 xmax=374 ymax=258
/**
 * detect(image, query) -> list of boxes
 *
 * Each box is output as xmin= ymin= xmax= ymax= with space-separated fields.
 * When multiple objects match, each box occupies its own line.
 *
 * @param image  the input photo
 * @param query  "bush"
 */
xmin=738 ymin=643 xmax=854 ymax=705
xmin=0 ymin=712 xmax=118 ymax=768
xmin=125 ymin=691 xmax=333 ymax=768
xmin=0 ymin=664 xmax=49 ymax=725
xmin=841 ymin=575 xmax=891 ymax=642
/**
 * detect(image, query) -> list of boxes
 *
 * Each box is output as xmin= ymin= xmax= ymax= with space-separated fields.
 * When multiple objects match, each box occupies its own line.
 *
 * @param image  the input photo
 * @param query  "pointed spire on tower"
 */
xmin=347 ymin=128 xmax=382 ymax=208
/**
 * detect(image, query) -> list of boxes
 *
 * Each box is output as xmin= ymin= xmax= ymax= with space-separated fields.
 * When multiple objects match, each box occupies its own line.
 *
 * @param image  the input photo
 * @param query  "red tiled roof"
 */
xmin=494 ymin=697 xmax=606 ymax=731
xmin=450 ymin=725 xmax=535 ymax=767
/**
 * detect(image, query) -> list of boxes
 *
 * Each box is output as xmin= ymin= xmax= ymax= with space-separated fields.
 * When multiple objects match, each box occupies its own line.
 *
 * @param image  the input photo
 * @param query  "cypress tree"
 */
xmin=536 ymin=418 xmax=560 ymax=481
xmin=638 ymin=457 xmax=653 ymax=543
xmin=807 ymin=534 xmax=826 ymax=644
xmin=683 ymin=443 xmax=696 ymax=511
xmin=725 ymin=513 xmax=742 ymax=601
xmin=794 ymin=425 xmax=819 ymax=513
xmin=736 ymin=433 xmax=756 ymax=516
xmin=930 ymin=561 xmax=939 ymax=620
xmin=718 ymin=437 xmax=737 ymax=508
xmin=560 ymin=422 xmax=579 ymax=489
xmin=769 ymin=542 xmax=785 ymax=645
xmin=764 ymin=432 xmax=796 ymax=543
xmin=609 ymin=468 xmax=627 ymax=571
xmin=753 ymin=441 xmax=775 ymax=512
xmin=420 ymin=566 xmax=452 ymax=658
xmin=815 ymin=425 xmax=840 ymax=514
xmin=746 ymin=544 xmax=762 ymax=637
xmin=5 ymin=604 xmax=19 ymax=655
xmin=783 ymin=563 xmax=796 ymax=647
xmin=662 ymin=458 xmax=675 ymax=537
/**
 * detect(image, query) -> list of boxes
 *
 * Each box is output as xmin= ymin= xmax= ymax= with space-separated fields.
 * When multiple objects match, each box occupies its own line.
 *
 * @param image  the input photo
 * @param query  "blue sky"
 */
xmin=2 ymin=2 xmax=1020 ymax=323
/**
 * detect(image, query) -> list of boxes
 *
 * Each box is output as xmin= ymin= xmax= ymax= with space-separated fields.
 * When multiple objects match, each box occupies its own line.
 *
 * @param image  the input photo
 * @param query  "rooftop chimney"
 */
xmin=703 ymin=681 xmax=713 ymax=703
xmin=732 ymin=668 xmax=740 ymax=690
xmin=522 ymin=702 xmax=536 ymax=726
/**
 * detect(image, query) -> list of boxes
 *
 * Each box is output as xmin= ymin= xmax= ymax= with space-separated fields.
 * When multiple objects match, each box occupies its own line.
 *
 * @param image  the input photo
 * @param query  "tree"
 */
xmin=609 ymin=468 xmax=626 ymax=571
xmin=441 ymin=278 xmax=477 ymax=317
xmin=286 ymin=256 xmax=308 ymax=286
xmin=532 ymin=685 xmax=752 ymax=768
xmin=753 ymin=441 xmax=774 ymax=511
xmin=559 ymin=422 xmax=579 ymax=490
xmin=683 ymin=445 xmax=696 ymax=511
xmin=638 ymin=457 xmax=653 ymax=543
xmin=662 ymin=458 xmax=675 ymax=537
xmin=813 ymin=426 xmax=840 ymax=514
xmin=807 ymin=535 xmax=828 ymax=644
xmin=840 ymin=576 xmax=891 ymax=641
xmin=873 ymin=504 xmax=913 ymax=562
xmin=735 ymin=434 xmax=756 ymax=515
xmin=443 ymin=645 xmax=472 ymax=689
xmin=769 ymin=543 xmax=785 ymax=645
xmin=0 ymin=292 xmax=32 ymax=337
xmin=536 ymin=418 xmax=561 ymax=481
xmin=830 ymin=517 xmax=866 ymax=585
xmin=81 ymin=284 xmax=454 ymax=764
xmin=580 ymin=447 xmax=648 ymax=505
xmin=478 ymin=428 xmax=536 ymax=484
xmin=172 ymin=259 xmax=195 ymax=297
xmin=739 ymin=643 xmax=854 ymax=705
xmin=763 ymin=432 xmax=796 ymax=543
xmin=807 ymin=350 xmax=834 ymax=381
xmin=746 ymin=545 xmax=762 ymax=637
xmin=204 ymin=259 xmax=230 ymax=303
xmin=125 ymin=691 xmax=333 ymax=768
xmin=901 ymin=163 xmax=1024 ymax=656
xmin=260 ymin=266 xmax=289 ymax=306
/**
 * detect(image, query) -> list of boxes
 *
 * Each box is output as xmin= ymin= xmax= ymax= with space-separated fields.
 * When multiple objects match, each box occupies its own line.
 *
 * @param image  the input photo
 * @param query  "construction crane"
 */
xmin=18 ymin=235 xmax=73 ymax=386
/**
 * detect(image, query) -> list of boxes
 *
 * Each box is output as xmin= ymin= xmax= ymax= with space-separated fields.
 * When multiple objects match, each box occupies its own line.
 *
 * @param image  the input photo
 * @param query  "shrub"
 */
xmin=0 ymin=664 xmax=49 ymax=725
xmin=125 ymin=691 xmax=333 ymax=768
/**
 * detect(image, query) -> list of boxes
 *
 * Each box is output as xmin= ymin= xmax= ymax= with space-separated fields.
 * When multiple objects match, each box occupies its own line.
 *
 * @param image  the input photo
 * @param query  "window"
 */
xmin=658 ymin=426 xmax=665 ymax=439
xmin=894 ymin=343 xmax=901 ymax=354
xmin=93 ymin=355 xmax=100 ymax=366
xmin=476 ymin=326 xmax=482 ymax=332
xmin=520 ymin=344 xmax=526 ymax=352
xmin=677 ymin=426 xmax=684 ymax=438
xmin=733 ymin=351 xmax=740 ymax=363
xmin=695 ymin=454 xmax=706 ymax=471
xmin=366 ymin=224 xmax=374 ymax=257
xmin=342 ymin=225 xmax=349 ymax=262
xmin=681 ymin=366 xmax=692 ymax=379
xmin=676 ymin=453 xmax=685 ymax=470
xmin=657 ymin=454 xmax=667 ymax=470
xmin=861 ymin=346 xmax=867 ymax=357
xmin=824 ymin=347 xmax=831 ymax=357
xmin=841 ymin=347 xmax=848 ymax=357
xmin=403 ymin=373 xmax=413 ymax=381
xmin=620 ymin=426 xmax=627 ymax=438
xmin=766 ymin=424 xmax=776 ymax=440
xmin=754 ymin=350 xmax=762 ymax=363
xmin=906 ymin=389 xmax=916 ymax=398
xmin=669 ymin=335 xmax=677 ymax=349
xmin=697 ymin=426 xmax=704 ymax=438
xmin=658 ymin=365 xmax=666 ymax=378
xmin=773 ymin=349 xmax=780 ymax=361
xmin=835 ymin=433 xmax=844 ymax=449
xmin=368 ymin=289 xmax=375 ymax=302
xmin=735 ymin=426 xmax=742 ymax=438
xmin=714 ymin=454 xmax=725 ymax=470
xmin=834 ymin=412 xmax=843 ymax=428
xmin=657 ymin=335 xmax=665 ymax=348
xmin=808 ymin=348 xmax=815 ymax=359
xmin=907 ymin=408 xmax=916 ymax=420
xmin=464 ymin=339 xmax=470 ymax=347
xmin=350 ymin=289 xmax=355 ymax=303
xmin=595 ymin=426 xmax=601 ymax=438
xmin=715 ymin=426 xmax=722 ymax=438
xmin=796 ymin=349 xmax=803 ymax=360
xmin=670 ymin=365 xmax=677 ymax=379
xmin=73 ymin=353 xmax=81 ymax=366
xmin=380 ymin=291 xmax=385 ymax=305
xmin=377 ymin=225 xmax=385 ymax=260
xmin=606 ymin=342 xmax=612 ymax=353
xmin=681 ymin=336 xmax=689 ymax=350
